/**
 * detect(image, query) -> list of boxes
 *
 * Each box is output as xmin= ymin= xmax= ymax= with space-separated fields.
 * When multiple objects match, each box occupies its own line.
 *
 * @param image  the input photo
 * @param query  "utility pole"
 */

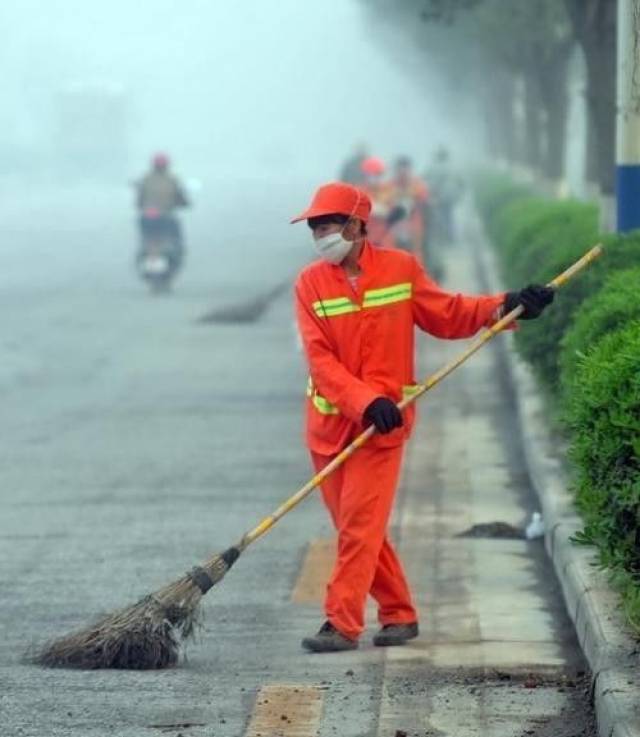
xmin=617 ymin=0 xmax=640 ymax=231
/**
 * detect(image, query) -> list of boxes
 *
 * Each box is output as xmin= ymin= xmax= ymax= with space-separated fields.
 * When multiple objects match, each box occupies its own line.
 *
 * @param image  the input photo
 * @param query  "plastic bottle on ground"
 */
xmin=525 ymin=512 xmax=545 ymax=540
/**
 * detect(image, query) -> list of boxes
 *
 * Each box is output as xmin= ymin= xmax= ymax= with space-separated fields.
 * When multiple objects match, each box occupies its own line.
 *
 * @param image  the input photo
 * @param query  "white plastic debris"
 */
xmin=525 ymin=512 xmax=545 ymax=540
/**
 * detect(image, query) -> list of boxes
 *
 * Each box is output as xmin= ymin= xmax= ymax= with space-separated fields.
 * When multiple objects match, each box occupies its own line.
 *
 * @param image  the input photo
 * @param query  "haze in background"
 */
xmin=1 ymin=0 xmax=468 ymax=186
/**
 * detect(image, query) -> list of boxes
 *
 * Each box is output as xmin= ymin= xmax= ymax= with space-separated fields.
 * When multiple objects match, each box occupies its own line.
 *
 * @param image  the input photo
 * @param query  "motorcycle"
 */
xmin=136 ymin=208 xmax=183 ymax=293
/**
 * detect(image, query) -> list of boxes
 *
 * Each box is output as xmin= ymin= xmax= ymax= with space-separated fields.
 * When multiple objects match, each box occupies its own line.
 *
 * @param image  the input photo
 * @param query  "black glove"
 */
xmin=363 ymin=397 xmax=403 ymax=434
xmin=504 ymin=284 xmax=555 ymax=320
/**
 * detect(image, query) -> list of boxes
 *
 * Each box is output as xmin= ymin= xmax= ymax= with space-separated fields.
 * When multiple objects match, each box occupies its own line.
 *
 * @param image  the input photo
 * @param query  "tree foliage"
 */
xmin=415 ymin=0 xmax=482 ymax=23
xmin=362 ymin=0 xmax=616 ymax=192
xmin=361 ymin=0 xmax=573 ymax=180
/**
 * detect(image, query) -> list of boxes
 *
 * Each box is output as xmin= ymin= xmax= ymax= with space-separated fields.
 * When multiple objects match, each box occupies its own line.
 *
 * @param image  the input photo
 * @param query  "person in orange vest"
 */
xmin=387 ymin=155 xmax=430 ymax=263
xmin=359 ymin=156 xmax=396 ymax=248
xmin=291 ymin=182 xmax=554 ymax=652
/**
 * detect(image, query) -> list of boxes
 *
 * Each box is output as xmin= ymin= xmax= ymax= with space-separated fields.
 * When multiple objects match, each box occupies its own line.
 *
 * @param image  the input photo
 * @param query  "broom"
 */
xmin=197 ymin=278 xmax=290 ymax=324
xmin=35 ymin=244 xmax=603 ymax=669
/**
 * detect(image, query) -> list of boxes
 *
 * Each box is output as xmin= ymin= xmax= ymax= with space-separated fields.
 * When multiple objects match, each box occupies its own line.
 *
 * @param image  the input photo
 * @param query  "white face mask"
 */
xmin=313 ymin=230 xmax=353 ymax=264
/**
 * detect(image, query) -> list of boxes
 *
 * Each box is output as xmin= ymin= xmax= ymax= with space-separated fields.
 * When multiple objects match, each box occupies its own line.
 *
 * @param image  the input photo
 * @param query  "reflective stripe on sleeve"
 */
xmin=402 ymin=384 xmax=421 ymax=399
xmin=306 ymin=377 xmax=340 ymax=415
xmin=306 ymin=378 xmax=420 ymax=416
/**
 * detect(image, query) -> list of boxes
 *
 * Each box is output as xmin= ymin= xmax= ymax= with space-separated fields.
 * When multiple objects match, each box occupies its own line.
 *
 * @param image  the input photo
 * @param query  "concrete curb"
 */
xmin=474 ymin=222 xmax=640 ymax=737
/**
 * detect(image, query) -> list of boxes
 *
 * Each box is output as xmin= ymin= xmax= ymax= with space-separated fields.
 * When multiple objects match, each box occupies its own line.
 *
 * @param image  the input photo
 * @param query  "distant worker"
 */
xmin=387 ymin=156 xmax=429 ymax=263
xmin=136 ymin=153 xmax=190 ymax=269
xmin=360 ymin=155 xmax=386 ymax=194
xmin=291 ymin=181 xmax=554 ymax=652
xmin=359 ymin=156 xmax=397 ymax=248
xmin=426 ymin=146 xmax=463 ymax=244
xmin=339 ymin=142 xmax=369 ymax=186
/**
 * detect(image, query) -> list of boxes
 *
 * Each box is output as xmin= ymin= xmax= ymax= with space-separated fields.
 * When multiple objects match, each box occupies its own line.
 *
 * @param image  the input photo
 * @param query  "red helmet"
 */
xmin=152 ymin=152 xmax=170 ymax=169
xmin=360 ymin=156 xmax=385 ymax=176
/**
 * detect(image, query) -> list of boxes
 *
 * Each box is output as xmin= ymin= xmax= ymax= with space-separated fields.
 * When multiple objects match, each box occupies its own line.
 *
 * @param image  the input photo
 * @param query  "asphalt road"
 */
xmin=0 ymin=184 xmax=596 ymax=736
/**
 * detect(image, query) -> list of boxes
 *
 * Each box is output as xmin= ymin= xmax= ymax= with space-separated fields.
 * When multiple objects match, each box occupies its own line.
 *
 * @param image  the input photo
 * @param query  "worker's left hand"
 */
xmin=363 ymin=397 xmax=404 ymax=434
xmin=504 ymin=284 xmax=554 ymax=320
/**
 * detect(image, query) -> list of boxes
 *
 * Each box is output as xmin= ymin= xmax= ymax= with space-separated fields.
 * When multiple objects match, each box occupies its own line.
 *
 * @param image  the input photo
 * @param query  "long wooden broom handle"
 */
xmin=238 ymin=244 xmax=603 ymax=550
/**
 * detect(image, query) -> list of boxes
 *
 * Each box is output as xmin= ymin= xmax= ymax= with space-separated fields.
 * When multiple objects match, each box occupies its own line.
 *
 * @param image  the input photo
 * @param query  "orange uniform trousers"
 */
xmin=311 ymin=443 xmax=417 ymax=641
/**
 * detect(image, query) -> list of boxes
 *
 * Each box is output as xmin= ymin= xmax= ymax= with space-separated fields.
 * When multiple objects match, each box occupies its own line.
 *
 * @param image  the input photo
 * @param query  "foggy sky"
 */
xmin=2 ymin=0 xmax=468 ymax=182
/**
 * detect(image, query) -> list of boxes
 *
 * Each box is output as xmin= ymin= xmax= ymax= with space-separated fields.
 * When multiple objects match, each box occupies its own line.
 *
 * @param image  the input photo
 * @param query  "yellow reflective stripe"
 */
xmin=313 ymin=298 xmax=359 ymax=318
xmin=363 ymin=282 xmax=412 ymax=308
xmin=313 ymin=386 xmax=416 ymax=414
xmin=312 ymin=394 xmax=340 ymax=415
xmin=311 ymin=283 xmax=412 ymax=318
xmin=306 ymin=380 xmax=420 ymax=417
xmin=307 ymin=378 xmax=340 ymax=415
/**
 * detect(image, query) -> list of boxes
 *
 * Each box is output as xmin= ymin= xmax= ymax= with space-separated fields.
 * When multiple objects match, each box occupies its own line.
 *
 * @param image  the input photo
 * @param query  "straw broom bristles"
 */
xmin=34 ymin=546 xmax=240 ymax=670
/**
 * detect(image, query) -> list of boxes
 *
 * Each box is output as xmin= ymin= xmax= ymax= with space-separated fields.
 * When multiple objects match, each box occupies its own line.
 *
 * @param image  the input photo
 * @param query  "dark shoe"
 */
xmin=301 ymin=621 xmax=358 ymax=653
xmin=373 ymin=622 xmax=419 ymax=647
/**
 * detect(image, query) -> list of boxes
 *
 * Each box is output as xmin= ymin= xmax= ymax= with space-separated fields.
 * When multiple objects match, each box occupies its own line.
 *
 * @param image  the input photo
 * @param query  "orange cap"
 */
xmin=360 ymin=156 xmax=385 ymax=176
xmin=291 ymin=182 xmax=372 ymax=224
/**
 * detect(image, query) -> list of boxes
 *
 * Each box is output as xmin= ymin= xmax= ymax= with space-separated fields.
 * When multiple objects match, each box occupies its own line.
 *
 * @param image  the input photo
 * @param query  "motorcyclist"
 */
xmin=136 ymin=153 xmax=189 ymax=269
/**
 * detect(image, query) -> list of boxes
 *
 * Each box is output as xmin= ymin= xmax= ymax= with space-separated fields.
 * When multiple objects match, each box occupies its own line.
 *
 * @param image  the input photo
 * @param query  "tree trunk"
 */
xmin=586 ymin=100 xmax=600 ymax=187
xmin=545 ymin=96 xmax=568 ymax=182
xmin=522 ymin=72 xmax=544 ymax=175
xmin=564 ymin=0 xmax=617 ymax=195
xmin=537 ymin=49 xmax=571 ymax=183
xmin=584 ymin=38 xmax=617 ymax=195
xmin=482 ymin=69 xmax=518 ymax=165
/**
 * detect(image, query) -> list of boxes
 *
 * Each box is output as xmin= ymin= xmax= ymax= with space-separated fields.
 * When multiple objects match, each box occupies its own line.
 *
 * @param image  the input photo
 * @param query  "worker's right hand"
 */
xmin=363 ymin=397 xmax=404 ymax=434
xmin=504 ymin=284 xmax=554 ymax=319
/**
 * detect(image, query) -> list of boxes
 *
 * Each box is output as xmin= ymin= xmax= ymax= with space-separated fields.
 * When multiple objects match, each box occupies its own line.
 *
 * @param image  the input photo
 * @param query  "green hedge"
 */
xmin=476 ymin=175 xmax=640 ymax=634
xmin=474 ymin=172 xmax=532 ymax=234
xmin=496 ymin=199 xmax=598 ymax=286
xmin=560 ymin=267 xmax=640 ymax=391
xmin=512 ymin=228 xmax=639 ymax=390
xmin=568 ymin=323 xmax=640 ymax=631
xmin=488 ymin=195 xmax=599 ymax=389
xmin=478 ymin=184 xmax=640 ymax=392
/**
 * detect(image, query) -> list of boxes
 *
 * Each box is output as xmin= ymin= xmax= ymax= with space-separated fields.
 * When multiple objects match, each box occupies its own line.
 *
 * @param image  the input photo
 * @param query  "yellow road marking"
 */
xmin=244 ymin=684 xmax=323 ymax=737
xmin=291 ymin=538 xmax=335 ymax=604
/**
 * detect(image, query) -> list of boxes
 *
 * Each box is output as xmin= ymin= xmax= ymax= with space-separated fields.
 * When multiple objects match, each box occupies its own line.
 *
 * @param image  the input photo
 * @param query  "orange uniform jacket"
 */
xmin=295 ymin=241 xmax=506 ymax=455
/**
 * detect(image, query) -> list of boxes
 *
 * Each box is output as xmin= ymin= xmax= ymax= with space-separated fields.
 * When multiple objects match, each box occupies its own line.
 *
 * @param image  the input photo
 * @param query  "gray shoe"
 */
xmin=301 ymin=621 xmax=358 ymax=653
xmin=373 ymin=622 xmax=419 ymax=647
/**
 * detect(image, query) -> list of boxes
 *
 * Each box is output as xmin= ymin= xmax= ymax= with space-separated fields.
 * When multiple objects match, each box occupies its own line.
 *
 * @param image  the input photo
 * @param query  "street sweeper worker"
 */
xmin=291 ymin=181 xmax=554 ymax=653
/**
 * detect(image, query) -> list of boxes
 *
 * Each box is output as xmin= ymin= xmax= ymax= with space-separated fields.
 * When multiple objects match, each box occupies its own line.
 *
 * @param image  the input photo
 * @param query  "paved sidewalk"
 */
xmin=371 ymin=240 xmax=593 ymax=736
xmin=469 ymin=206 xmax=640 ymax=737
